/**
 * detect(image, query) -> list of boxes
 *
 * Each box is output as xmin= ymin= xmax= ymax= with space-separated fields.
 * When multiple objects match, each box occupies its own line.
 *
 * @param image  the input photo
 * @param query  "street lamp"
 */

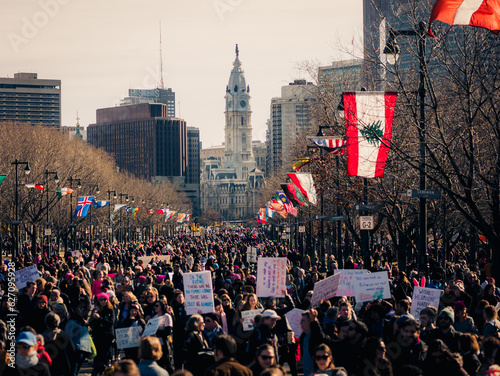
xmin=118 ymin=193 xmax=128 ymax=244
xmin=107 ymin=189 xmax=117 ymax=244
xmin=67 ymin=176 xmax=81 ymax=252
xmin=11 ymin=159 xmax=30 ymax=259
xmin=44 ymin=170 xmax=59 ymax=257
xmin=86 ymin=185 xmax=100 ymax=248
xmin=384 ymin=21 xmax=429 ymax=274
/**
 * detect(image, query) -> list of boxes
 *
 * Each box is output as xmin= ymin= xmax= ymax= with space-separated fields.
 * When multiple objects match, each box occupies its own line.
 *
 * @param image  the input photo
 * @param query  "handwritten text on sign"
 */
xmin=15 ymin=265 xmax=39 ymax=290
xmin=311 ymin=273 xmax=342 ymax=306
xmin=256 ymin=258 xmax=287 ymax=297
xmin=334 ymin=269 xmax=368 ymax=297
xmin=410 ymin=287 xmax=442 ymax=319
xmin=183 ymin=271 xmax=214 ymax=315
xmin=241 ymin=309 xmax=263 ymax=331
xmin=115 ymin=326 xmax=142 ymax=349
xmin=353 ymin=271 xmax=391 ymax=302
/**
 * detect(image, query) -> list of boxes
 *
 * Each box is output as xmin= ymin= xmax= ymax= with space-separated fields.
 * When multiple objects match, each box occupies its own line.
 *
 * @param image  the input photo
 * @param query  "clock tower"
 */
xmin=223 ymin=44 xmax=256 ymax=179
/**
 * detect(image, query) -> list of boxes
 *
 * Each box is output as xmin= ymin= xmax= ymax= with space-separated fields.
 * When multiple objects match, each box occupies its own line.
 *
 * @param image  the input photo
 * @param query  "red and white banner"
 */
xmin=344 ymin=91 xmax=397 ymax=178
xmin=429 ymin=0 xmax=500 ymax=37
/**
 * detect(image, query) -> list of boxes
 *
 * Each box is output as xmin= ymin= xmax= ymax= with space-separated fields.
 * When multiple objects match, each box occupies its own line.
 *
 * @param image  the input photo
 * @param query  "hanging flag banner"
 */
xmin=292 ymin=158 xmax=311 ymax=171
xmin=410 ymin=287 xmax=442 ymax=319
xmin=74 ymin=196 xmax=94 ymax=217
xmin=344 ymin=91 xmax=397 ymax=178
xmin=25 ymin=183 xmax=44 ymax=192
xmin=56 ymin=188 xmax=73 ymax=198
xmin=0 ymin=175 xmax=6 ymax=185
xmin=256 ymin=257 xmax=287 ymax=297
xmin=428 ymin=0 xmax=500 ymax=37
xmin=308 ymin=136 xmax=345 ymax=155
xmin=183 ymin=271 xmax=214 ymax=315
xmin=93 ymin=200 xmax=110 ymax=208
xmin=287 ymin=173 xmax=317 ymax=205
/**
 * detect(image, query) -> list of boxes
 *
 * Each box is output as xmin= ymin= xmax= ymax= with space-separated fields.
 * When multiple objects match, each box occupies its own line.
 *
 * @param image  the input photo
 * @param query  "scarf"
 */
xmin=16 ymin=351 xmax=39 ymax=369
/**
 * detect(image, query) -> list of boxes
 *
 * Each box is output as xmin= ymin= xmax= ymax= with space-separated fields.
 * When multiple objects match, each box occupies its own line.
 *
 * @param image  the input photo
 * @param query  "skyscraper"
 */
xmin=0 ymin=73 xmax=61 ymax=128
xmin=120 ymin=88 xmax=175 ymax=117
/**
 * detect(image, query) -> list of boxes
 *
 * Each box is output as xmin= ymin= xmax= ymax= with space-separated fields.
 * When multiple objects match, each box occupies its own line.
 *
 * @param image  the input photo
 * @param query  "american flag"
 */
xmin=308 ymin=136 xmax=345 ymax=155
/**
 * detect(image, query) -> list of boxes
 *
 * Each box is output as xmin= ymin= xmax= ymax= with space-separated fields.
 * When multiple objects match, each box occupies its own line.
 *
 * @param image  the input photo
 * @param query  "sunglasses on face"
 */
xmin=99 ymin=299 xmax=107 ymax=302
xmin=260 ymin=355 xmax=274 ymax=360
xmin=314 ymin=355 xmax=330 ymax=361
xmin=16 ymin=344 xmax=31 ymax=350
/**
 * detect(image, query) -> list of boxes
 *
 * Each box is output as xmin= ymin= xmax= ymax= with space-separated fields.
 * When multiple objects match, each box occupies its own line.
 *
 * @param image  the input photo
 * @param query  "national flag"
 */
xmin=177 ymin=213 xmax=188 ymax=222
xmin=257 ymin=207 xmax=268 ymax=224
xmin=185 ymin=214 xmax=192 ymax=221
xmin=265 ymin=205 xmax=274 ymax=218
xmin=281 ymin=184 xmax=301 ymax=207
xmin=287 ymin=172 xmax=317 ymax=205
xmin=93 ymin=200 xmax=110 ymax=209
xmin=308 ymin=136 xmax=345 ymax=155
xmin=428 ymin=0 xmax=500 ymax=37
xmin=0 ymin=175 xmax=6 ymax=185
xmin=276 ymin=190 xmax=290 ymax=205
xmin=156 ymin=209 xmax=167 ymax=214
xmin=270 ymin=199 xmax=287 ymax=218
xmin=110 ymin=204 xmax=126 ymax=222
xmin=124 ymin=206 xmax=133 ymax=213
xmin=74 ymin=196 xmax=94 ymax=217
xmin=344 ymin=91 xmax=397 ymax=178
xmin=165 ymin=210 xmax=177 ymax=221
xmin=132 ymin=207 xmax=140 ymax=220
xmin=284 ymin=201 xmax=297 ymax=216
xmin=25 ymin=183 xmax=44 ymax=192
xmin=285 ymin=183 xmax=305 ymax=206
xmin=56 ymin=188 xmax=73 ymax=198
xmin=293 ymin=158 xmax=310 ymax=171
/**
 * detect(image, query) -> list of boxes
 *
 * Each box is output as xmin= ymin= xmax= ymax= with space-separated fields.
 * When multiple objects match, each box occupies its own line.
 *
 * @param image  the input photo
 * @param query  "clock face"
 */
xmin=240 ymin=100 xmax=247 ymax=108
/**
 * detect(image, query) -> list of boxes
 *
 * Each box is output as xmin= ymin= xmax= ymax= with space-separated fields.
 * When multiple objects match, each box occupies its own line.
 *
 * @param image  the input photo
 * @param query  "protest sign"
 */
xmin=352 ymin=271 xmax=391 ymax=302
xmin=311 ymin=273 xmax=342 ymax=306
xmin=138 ymin=255 xmax=171 ymax=265
xmin=256 ymin=257 xmax=287 ymax=297
xmin=334 ymin=269 xmax=368 ymax=297
xmin=241 ymin=309 xmax=263 ymax=331
xmin=15 ymin=265 xmax=39 ymax=290
xmin=183 ymin=271 xmax=214 ymax=315
xmin=285 ymin=308 xmax=306 ymax=337
xmin=142 ymin=316 xmax=160 ymax=337
xmin=115 ymin=326 xmax=142 ymax=349
xmin=247 ymin=247 xmax=257 ymax=263
xmin=410 ymin=287 xmax=442 ymax=319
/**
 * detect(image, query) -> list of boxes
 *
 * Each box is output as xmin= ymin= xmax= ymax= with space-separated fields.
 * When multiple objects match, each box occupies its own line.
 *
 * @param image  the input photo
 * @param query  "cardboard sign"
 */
xmin=334 ymin=269 xmax=368 ymax=297
xmin=410 ymin=287 xmax=442 ymax=319
xmin=15 ymin=265 xmax=39 ymax=290
xmin=241 ymin=309 xmax=263 ymax=331
xmin=183 ymin=271 xmax=214 ymax=315
xmin=285 ymin=308 xmax=306 ymax=337
xmin=352 ymin=271 xmax=391 ymax=302
xmin=115 ymin=326 xmax=142 ymax=349
xmin=311 ymin=273 xmax=342 ymax=306
xmin=256 ymin=257 xmax=287 ymax=297
xmin=142 ymin=316 xmax=160 ymax=337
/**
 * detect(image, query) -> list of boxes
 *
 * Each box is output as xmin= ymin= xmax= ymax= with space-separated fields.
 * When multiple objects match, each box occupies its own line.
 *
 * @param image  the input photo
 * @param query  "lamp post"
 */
xmin=107 ymin=189 xmax=117 ymax=244
xmin=11 ymin=159 xmax=30 ymax=259
xmin=384 ymin=21 xmax=429 ymax=274
xmin=44 ymin=169 xmax=59 ymax=257
xmin=86 ymin=185 xmax=100 ymax=249
xmin=118 ymin=193 xmax=128 ymax=244
xmin=127 ymin=196 xmax=134 ymax=244
xmin=67 ymin=176 xmax=81 ymax=252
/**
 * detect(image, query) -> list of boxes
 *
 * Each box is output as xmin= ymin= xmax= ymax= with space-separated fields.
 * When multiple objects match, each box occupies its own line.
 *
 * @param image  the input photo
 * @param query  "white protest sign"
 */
xmin=334 ymin=269 xmax=368 ymax=297
xmin=256 ymin=258 xmax=287 ymax=297
xmin=241 ymin=309 xmax=263 ymax=331
xmin=410 ymin=287 xmax=442 ymax=319
xmin=115 ymin=326 xmax=142 ymax=349
xmin=247 ymin=247 xmax=257 ymax=263
xmin=15 ymin=265 xmax=39 ymax=290
xmin=142 ymin=316 xmax=161 ymax=337
xmin=311 ymin=273 xmax=342 ymax=306
xmin=138 ymin=255 xmax=171 ymax=265
xmin=168 ymin=272 xmax=173 ymax=281
xmin=353 ymin=271 xmax=391 ymax=302
xmin=183 ymin=271 xmax=214 ymax=315
xmin=285 ymin=308 xmax=306 ymax=337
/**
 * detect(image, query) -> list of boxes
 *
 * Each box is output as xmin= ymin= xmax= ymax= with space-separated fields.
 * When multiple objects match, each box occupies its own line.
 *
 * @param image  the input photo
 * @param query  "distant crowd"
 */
xmin=0 ymin=229 xmax=500 ymax=376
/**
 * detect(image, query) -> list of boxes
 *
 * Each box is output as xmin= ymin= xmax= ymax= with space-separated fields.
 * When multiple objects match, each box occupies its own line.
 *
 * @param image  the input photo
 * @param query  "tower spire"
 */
xmin=235 ymin=43 xmax=239 ymax=57
xmin=159 ymin=22 xmax=165 ymax=90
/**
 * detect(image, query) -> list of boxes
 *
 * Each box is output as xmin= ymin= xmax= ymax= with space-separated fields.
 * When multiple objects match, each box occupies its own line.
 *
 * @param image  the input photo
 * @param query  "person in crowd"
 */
xmin=203 ymin=313 xmax=224 ymax=347
xmin=246 ymin=309 xmax=280 ymax=364
xmin=310 ymin=343 xmax=348 ymax=376
xmin=18 ymin=281 xmax=38 ymax=324
xmin=386 ymin=319 xmax=427 ymax=374
xmin=425 ymin=306 xmax=461 ymax=352
xmin=300 ymin=309 xmax=333 ymax=376
xmin=121 ymin=302 xmax=146 ymax=362
xmin=92 ymin=270 xmax=105 ymax=297
xmin=361 ymin=337 xmax=393 ymax=376
xmin=481 ymin=283 xmax=499 ymax=307
xmin=458 ymin=333 xmax=481 ymax=376
xmin=89 ymin=293 xmax=115 ymax=374
xmin=171 ymin=288 xmax=188 ymax=368
xmin=453 ymin=301 xmax=478 ymax=334
xmin=152 ymin=300 xmax=175 ymax=373
xmin=143 ymin=289 xmax=159 ymax=320
xmin=5 ymin=331 xmax=51 ymax=376
xmin=31 ymin=295 xmax=51 ymax=334
xmin=421 ymin=339 xmax=469 ymax=376
xmin=183 ymin=314 xmax=212 ymax=376
xmin=112 ymin=359 xmax=141 ymax=376
xmin=336 ymin=300 xmax=356 ymax=328
xmin=117 ymin=291 xmax=140 ymax=327
xmin=65 ymin=307 xmax=93 ymax=375
xmin=418 ymin=306 xmax=437 ymax=342
xmin=41 ymin=312 xmax=76 ymax=376
xmin=204 ymin=334 xmax=252 ymax=376
xmin=482 ymin=305 xmax=500 ymax=339
xmin=137 ymin=336 xmax=169 ymax=376
xmin=248 ymin=344 xmax=276 ymax=376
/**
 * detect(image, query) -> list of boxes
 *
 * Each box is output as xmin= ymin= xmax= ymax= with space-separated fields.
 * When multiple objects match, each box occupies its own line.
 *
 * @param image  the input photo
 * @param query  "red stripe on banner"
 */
xmin=344 ymin=92 xmax=359 ymax=176
xmin=375 ymin=92 xmax=397 ymax=178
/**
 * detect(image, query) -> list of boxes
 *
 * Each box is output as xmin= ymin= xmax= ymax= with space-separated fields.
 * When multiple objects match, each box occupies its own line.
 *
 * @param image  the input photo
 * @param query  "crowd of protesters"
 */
xmin=0 ymin=228 xmax=500 ymax=376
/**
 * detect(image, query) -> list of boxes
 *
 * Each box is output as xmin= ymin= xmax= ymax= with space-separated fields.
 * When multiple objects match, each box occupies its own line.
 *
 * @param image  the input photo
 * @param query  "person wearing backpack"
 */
xmin=482 ymin=305 xmax=500 ymax=339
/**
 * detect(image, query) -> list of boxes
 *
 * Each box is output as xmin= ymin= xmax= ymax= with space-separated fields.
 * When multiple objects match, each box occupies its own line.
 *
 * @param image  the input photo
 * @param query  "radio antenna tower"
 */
xmin=159 ymin=22 xmax=165 ymax=90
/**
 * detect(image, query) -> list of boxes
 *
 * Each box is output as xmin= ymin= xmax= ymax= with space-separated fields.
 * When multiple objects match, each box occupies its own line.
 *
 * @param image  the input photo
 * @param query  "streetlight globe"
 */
xmin=24 ymin=165 xmax=31 ymax=175
xmin=96 ymin=186 xmax=100 ymax=194
xmin=54 ymin=173 xmax=60 ymax=184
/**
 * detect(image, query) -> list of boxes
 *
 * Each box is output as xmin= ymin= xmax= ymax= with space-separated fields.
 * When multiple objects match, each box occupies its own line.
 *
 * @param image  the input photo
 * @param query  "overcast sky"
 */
xmin=2 ymin=0 xmax=363 ymax=147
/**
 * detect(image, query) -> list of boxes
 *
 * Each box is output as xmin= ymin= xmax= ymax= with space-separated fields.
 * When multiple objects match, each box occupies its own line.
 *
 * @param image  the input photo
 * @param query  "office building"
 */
xmin=0 ymin=72 xmax=61 ymax=128
xmin=120 ymin=88 xmax=175 ymax=117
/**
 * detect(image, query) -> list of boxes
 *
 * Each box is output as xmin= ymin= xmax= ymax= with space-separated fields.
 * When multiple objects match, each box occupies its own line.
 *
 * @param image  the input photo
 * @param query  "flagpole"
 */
xmin=107 ymin=189 xmax=117 ymax=245
xmin=44 ymin=170 xmax=59 ymax=258
xmin=11 ymin=159 xmax=30 ymax=259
